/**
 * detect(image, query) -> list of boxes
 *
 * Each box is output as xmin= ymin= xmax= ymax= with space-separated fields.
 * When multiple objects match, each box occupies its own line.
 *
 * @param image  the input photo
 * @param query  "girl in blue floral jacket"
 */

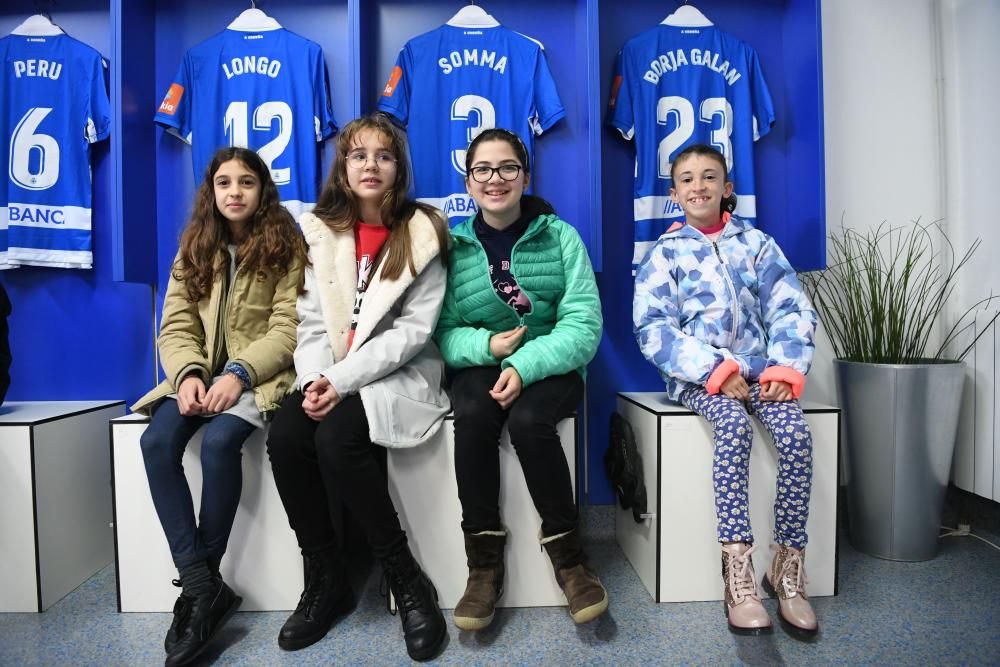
xmin=633 ymin=144 xmax=819 ymax=639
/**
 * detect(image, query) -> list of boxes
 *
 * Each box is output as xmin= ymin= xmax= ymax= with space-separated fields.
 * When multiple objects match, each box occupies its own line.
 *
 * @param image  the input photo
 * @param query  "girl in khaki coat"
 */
xmin=131 ymin=147 xmax=306 ymax=666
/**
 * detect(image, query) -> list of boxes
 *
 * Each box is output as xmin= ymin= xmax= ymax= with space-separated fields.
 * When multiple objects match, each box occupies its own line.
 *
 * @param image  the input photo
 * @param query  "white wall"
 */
xmin=940 ymin=0 xmax=1000 ymax=501
xmin=810 ymin=0 xmax=999 ymax=502
xmin=803 ymin=0 xmax=944 ymax=407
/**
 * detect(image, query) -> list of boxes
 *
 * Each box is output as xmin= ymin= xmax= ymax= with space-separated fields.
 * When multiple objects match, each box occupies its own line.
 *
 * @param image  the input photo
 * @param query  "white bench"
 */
xmin=388 ymin=416 xmax=577 ymax=610
xmin=615 ymin=392 xmax=839 ymax=603
xmin=111 ymin=415 xmax=303 ymax=612
xmin=112 ymin=413 xmax=577 ymax=613
xmin=0 ymin=400 xmax=125 ymax=612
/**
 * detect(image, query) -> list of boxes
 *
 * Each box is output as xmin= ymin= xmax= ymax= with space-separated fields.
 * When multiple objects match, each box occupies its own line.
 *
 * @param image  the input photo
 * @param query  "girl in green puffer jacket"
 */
xmin=435 ymin=128 xmax=608 ymax=631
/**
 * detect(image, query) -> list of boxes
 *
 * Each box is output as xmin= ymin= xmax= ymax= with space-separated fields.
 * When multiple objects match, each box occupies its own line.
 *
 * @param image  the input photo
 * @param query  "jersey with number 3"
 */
xmin=155 ymin=28 xmax=336 ymax=219
xmin=609 ymin=24 xmax=774 ymax=269
xmin=377 ymin=24 xmax=564 ymax=223
xmin=0 ymin=33 xmax=110 ymax=269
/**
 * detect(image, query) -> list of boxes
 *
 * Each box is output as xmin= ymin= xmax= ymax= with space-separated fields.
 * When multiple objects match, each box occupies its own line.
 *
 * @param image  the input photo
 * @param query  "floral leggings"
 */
xmin=680 ymin=382 xmax=813 ymax=549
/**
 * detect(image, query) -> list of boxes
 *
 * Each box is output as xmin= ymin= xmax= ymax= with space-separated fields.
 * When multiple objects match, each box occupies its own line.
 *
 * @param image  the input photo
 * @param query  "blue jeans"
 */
xmin=140 ymin=399 xmax=256 ymax=569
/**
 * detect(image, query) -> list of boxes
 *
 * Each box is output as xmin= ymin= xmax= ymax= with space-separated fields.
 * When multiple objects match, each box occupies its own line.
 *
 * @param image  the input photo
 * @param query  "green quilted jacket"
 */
xmin=435 ymin=212 xmax=602 ymax=387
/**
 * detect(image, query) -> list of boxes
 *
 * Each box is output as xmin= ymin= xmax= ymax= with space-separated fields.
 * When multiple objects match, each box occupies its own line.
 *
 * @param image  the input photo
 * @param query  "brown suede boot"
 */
xmin=542 ymin=529 xmax=609 ymax=624
xmin=453 ymin=531 xmax=506 ymax=631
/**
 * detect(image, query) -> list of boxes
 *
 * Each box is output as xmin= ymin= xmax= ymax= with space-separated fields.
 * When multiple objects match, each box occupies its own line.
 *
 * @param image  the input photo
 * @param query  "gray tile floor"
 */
xmin=2 ymin=507 xmax=998 ymax=666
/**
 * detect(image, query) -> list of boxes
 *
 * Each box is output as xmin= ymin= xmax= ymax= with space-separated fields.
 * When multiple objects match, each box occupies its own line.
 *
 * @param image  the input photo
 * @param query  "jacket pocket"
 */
xmin=359 ymin=348 xmax=450 ymax=448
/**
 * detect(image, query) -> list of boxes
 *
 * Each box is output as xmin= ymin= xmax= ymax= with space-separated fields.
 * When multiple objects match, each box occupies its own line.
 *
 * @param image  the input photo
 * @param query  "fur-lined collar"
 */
xmin=299 ymin=208 xmax=442 ymax=361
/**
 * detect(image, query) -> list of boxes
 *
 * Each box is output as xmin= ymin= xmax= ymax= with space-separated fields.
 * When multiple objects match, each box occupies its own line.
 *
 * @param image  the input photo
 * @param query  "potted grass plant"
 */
xmin=800 ymin=219 xmax=998 ymax=561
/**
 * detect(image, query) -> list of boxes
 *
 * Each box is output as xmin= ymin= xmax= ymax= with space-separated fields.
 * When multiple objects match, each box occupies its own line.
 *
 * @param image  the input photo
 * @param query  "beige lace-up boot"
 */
xmin=762 ymin=544 xmax=819 ymax=638
xmin=721 ymin=542 xmax=772 ymax=635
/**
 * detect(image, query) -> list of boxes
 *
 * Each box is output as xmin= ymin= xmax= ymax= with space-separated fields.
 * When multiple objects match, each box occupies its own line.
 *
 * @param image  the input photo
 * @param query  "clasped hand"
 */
xmin=302 ymin=376 xmax=340 ymax=421
xmin=719 ymin=374 xmax=793 ymax=402
xmin=177 ymin=374 xmax=242 ymax=416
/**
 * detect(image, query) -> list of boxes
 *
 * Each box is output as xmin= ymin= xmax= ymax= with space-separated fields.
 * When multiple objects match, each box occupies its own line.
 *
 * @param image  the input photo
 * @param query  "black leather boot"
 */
xmin=165 ymin=576 xmax=242 ymax=666
xmin=381 ymin=547 xmax=446 ymax=661
xmin=278 ymin=550 xmax=355 ymax=651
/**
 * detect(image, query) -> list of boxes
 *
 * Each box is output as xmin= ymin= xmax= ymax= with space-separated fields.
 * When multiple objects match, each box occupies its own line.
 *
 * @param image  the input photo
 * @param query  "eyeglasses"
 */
xmin=468 ymin=164 xmax=523 ymax=183
xmin=345 ymin=151 xmax=397 ymax=170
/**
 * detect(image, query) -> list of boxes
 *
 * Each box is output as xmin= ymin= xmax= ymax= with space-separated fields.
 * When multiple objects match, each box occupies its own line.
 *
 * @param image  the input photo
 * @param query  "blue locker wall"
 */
xmin=12 ymin=0 xmax=823 ymax=504
xmin=0 ymin=2 xmax=154 ymax=407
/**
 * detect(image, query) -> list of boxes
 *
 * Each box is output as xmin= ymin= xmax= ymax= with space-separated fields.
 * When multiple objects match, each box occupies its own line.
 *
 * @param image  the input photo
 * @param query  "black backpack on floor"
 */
xmin=605 ymin=412 xmax=647 ymax=524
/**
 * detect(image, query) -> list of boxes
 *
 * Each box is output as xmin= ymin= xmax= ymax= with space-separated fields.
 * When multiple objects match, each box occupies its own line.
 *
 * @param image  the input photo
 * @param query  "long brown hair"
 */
xmin=312 ymin=113 xmax=448 ymax=280
xmin=173 ymin=147 xmax=307 ymax=302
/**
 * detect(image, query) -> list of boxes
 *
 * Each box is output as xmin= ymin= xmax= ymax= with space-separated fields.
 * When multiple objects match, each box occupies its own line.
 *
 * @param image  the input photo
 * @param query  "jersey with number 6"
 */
xmin=377 ymin=24 xmax=564 ymax=223
xmin=0 ymin=33 xmax=110 ymax=269
xmin=155 ymin=28 xmax=336 ymax=219
xmin=609 ymin=23 xmax=774 ymax=270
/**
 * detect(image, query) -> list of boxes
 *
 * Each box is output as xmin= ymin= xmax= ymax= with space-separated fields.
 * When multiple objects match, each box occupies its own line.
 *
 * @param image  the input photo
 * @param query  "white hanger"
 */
xmin=662 ymin=3 xmax=713 ymax=27
xmin=228 ymin=2 xmax=282 ymax=32
xmin=11 ymin=13 xmax=65 ymax=36
xmin=446 ymin=3 xmax=500 ymax=28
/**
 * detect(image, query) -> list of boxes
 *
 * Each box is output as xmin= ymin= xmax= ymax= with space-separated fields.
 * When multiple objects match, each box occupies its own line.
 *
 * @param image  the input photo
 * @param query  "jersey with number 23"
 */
xmin=609 ymin=23 xmax=774 ymax=269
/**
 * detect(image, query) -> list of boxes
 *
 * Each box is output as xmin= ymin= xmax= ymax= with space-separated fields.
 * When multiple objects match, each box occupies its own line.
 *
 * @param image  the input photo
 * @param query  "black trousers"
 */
xmin=266 ymin=391 xmax=406 ymax=559
xmin=451 ymin=366 xmax=582 ymax=537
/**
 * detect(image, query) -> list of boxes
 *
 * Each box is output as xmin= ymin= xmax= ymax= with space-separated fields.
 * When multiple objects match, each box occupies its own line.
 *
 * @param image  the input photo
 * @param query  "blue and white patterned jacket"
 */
xmin=633 ymin=216 xmax=817 ymax=401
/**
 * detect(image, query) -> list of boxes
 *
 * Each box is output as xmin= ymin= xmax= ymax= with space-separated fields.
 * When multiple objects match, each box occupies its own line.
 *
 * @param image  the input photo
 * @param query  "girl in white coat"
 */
xmin=266 ymin=114 xmax=451 ymax=662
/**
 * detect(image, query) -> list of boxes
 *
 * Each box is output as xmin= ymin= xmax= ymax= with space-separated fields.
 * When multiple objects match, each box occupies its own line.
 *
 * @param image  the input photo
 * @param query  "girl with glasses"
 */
xmin=435 ymin=128 xmax=608 ymax=631
xmin=266 ymin=114 xmax=451 ymax=661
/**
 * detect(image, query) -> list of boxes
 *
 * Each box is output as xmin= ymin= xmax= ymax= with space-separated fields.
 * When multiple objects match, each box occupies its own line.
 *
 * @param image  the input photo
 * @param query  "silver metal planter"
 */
xmin=834 ymin=359 xmax=965 ymax=561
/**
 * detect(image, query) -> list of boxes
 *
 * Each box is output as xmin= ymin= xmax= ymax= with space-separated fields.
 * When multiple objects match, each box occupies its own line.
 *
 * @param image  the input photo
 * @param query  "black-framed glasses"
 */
xmin=345 ymin=151 xmax=397 ymax=170
xmin=468 ymin=164 xmax=523 ymax=183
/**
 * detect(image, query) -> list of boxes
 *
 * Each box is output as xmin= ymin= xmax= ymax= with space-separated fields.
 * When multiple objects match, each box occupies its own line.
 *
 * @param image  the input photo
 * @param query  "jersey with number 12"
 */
xmin=609 ymin=23 xmax=774 ymax=269
xmin=0 ymin=33 xmax=110 ymax=269
xmin=155 ymin=28 xmax=336 ymax=220
xmin=378 ymin=24 xmax=564 ymax=223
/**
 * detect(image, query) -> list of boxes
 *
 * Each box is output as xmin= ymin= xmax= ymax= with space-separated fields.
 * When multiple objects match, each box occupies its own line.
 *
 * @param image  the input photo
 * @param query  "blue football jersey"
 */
xmin=155 ymin=28 xmax=336 ymax=219
xmin=0 ymin=33 xmax=110 ymax=269
xmin=609 ymin=23 xmax=774 ymax=269
xmin=377 ymin=23 xmax=564 ymax=223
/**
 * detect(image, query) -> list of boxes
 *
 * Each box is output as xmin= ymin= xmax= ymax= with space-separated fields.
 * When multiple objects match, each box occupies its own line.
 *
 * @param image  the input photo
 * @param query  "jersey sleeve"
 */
xmin=748 ymin=49 xmax=775 ymax=141
xmin=313 ymin=47 xmax=337 ymax=141
xmin=527 ymin=47 xmax=564 ymax=136
xmin=376 ymin=46 xmax=411 ymax=126
xmin=85 ymin=55 xmax=111 ymax=143
xmin=607 ymin=50 xmax=634 ymax=141
xmin=154 ymin=55 xmax=193 ymax=143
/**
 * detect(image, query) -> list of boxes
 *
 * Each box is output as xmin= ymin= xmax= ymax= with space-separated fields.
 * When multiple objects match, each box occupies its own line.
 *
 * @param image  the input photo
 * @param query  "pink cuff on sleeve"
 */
xmin=760 ymin=366 xmax=807 ymax=398
xmin=706 ymin=360 xmax=740 ymax=395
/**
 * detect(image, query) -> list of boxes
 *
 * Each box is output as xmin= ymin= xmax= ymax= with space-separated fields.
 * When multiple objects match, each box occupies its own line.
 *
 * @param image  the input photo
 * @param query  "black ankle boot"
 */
xmin=278 ymin=550 xmax=355 ymax=651
xmin=164 ymin=579 xmax=193 ymax=653
xmin=381 ymin=548 xmax=446 ymax=661
xmin=165 ymin=576 xmax=242 ymax=666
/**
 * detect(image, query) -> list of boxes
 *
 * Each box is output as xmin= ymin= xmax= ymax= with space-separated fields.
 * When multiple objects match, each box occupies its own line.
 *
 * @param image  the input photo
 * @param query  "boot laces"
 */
xmin=777 ymin=547 xmax=808 ymax=596
xmin=729 ymin=544 xmax=760 ymax=602
xmin=296 ymin=556 xmax=326 ymax=617
xmin=169 ymin=579 xmax=194 ymax=633
xmin=380 ymin=567 xmax=421 ymax=619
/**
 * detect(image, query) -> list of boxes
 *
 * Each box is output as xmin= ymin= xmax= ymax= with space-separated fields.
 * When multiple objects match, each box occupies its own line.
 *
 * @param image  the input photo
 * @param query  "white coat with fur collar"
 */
xmin=294 ymin=208 xmax=450 ymax=447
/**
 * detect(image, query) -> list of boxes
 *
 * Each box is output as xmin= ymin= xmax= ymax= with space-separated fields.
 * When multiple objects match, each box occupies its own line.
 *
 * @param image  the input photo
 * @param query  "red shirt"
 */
xmin=348 ymin=221 xmax=390 ymax=349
